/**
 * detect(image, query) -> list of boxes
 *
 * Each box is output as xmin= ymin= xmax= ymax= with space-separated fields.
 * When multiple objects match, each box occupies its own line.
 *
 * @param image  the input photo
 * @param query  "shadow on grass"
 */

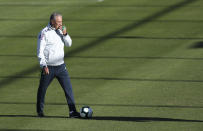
xmin=0 ymin=115 xmax=67 ymax=118
xmin=1 ymin=18 xmax=203 ymax=23
xmin=0 ymin=128 xmax=67 ymax=131
xmin=2 ymin=55 xmax=203 ymax=61
xmin=0 ymin=35 xmax=203 ymax=40
xmin=0 ymin=115 xmax=202 ymax=122
xmin=1 ymin=101 xmax=203 ymax=109
xmin=1 ymin=76 xmax=203 ymax=83
xmin=91 ymin=116 xmax=203 ymax=122
xmin=190 ymin=41 xmax=203 ymax=48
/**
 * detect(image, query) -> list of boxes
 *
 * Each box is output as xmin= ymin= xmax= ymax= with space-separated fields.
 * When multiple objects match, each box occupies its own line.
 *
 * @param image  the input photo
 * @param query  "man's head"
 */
xmin=50 ymin=12 xmax=62 ymax=29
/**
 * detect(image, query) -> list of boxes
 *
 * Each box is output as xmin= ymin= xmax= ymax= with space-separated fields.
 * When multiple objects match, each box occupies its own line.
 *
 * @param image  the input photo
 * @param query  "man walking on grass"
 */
xmin=36 ymin=12 xmax=80 ymax=118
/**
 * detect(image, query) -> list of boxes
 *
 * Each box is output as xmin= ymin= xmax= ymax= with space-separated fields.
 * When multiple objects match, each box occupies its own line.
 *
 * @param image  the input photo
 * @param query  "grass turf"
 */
xmin=0 ymin=0 xmax=203 ymax=130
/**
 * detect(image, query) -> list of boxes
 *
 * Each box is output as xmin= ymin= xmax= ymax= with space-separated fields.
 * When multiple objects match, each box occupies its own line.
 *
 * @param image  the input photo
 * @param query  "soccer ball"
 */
xmin=80 ymin=106 xmax=93 ymax=118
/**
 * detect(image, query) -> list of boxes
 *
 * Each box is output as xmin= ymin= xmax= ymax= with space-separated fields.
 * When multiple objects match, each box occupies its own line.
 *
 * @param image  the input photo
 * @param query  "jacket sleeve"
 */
xmin=37 ymin=31 xmax=47 ymax=68
xmin=56 ymin=29 xmax=72 ymax=47
xmin=63 ymin=34 xmax=72 ymax=47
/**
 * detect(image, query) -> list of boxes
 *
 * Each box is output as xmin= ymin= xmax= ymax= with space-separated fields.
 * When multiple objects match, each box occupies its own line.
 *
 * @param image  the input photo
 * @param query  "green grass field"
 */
xmin=0 ymin=0 xmax=203 ymax=130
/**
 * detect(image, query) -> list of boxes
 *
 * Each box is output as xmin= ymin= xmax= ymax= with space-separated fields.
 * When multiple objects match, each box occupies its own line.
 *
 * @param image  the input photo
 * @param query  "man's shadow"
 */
xmin=0 ymin=115 xmax=202 ymax=122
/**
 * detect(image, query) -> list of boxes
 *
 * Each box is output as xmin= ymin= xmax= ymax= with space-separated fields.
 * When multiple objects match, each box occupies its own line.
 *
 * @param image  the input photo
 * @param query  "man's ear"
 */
xmin=51 ymin=20 xmax=55 ymax=26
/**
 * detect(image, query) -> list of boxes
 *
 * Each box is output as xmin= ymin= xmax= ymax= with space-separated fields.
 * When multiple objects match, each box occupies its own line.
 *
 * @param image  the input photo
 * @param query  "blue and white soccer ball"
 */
xmin=80 ymin=106 xmax=93 ymax=118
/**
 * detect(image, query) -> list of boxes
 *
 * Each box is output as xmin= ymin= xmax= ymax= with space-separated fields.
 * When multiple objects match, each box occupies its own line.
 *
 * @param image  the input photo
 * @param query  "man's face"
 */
xmin=51 ymin=16 xmax=62 ymax=29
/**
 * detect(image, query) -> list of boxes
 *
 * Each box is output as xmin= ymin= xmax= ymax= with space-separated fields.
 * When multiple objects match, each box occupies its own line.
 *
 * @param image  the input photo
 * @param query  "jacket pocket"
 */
xmin=44 ymin=47 xmax=55 ymax=62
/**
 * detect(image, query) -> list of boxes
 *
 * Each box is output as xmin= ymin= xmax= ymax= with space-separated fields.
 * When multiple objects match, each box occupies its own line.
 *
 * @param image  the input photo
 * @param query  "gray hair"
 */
xmin=49 ymin=12 xmax=62 ymax=24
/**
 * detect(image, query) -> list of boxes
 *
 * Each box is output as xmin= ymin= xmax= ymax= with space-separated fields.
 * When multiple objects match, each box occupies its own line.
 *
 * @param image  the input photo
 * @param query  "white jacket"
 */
xmin=37 ymin=24 xmax=72 ymax=68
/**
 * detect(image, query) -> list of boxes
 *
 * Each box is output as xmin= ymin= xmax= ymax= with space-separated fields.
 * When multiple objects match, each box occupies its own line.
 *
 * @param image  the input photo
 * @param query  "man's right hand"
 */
xmin=43 ymin=67 xmax=49 ymax=75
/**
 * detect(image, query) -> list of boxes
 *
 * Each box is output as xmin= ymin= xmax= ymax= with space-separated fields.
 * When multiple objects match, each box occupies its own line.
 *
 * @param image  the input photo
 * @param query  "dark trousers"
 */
xmin=37 ymin=63 xmax=76 ymax=114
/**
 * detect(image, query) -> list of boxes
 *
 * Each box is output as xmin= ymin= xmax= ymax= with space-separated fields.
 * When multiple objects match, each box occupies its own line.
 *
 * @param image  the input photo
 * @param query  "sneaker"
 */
xmin=69 ymin=111 xmax=80 ymax=118
xmin=38 ymin=112 xmax=45 ymax=117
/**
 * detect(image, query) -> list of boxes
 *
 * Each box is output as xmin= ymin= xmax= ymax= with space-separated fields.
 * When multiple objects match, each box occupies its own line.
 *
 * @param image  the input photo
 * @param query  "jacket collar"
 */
xmin=47 ymin=23 xmax=56 ymax=30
